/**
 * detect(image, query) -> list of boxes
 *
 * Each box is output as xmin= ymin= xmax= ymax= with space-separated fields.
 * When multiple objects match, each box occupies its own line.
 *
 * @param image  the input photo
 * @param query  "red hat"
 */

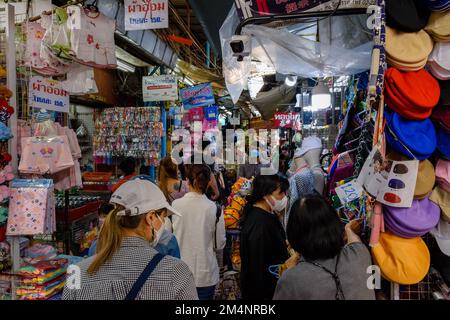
xmin=384 ymin=68 xmax=440 ymax=120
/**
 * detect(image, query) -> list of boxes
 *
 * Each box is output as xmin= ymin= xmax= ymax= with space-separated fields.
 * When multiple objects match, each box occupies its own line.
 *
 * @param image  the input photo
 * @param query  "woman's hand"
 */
xmin=345 ymin=218 xmax=363 ymax=244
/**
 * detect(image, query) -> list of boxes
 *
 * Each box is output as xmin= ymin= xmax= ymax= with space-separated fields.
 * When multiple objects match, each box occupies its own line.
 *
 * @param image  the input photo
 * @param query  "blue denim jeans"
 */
xmin=196 ymin=285 xmax=216 ymax=300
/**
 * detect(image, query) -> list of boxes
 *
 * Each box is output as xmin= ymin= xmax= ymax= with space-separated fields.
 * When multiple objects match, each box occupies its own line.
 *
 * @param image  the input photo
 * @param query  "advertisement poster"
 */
xmin=28 ymin=76 xmax=69 ymax=113
xmin=142 ymin=75 xmax=178 ymax=102
xmin=357 ymin=146 xmax=418 ymax=208
xmin=180 ymin=83 xmax=215 ymax=110
xmin=273 ymin=112 xmax=302 ymax=130
xmin=234 ymin=0 xmax=376 ymax=20
xmin=124 ymin=0 xmax=168 ymax=31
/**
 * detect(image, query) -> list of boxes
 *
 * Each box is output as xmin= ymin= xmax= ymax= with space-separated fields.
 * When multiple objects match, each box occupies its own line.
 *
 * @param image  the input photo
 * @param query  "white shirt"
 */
xmin=172 ymin=192 xmax=226 ymax=287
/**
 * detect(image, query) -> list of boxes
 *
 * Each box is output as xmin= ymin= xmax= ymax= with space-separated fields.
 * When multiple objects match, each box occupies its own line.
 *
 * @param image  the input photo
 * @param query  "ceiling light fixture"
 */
xmin=117 ymin=59 xmax=136 ymax=73
xmin=285 ymin=75 xmax=298 ymax=87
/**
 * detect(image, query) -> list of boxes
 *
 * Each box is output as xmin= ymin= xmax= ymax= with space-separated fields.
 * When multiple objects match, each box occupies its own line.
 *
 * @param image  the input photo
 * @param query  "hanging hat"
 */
xmin=425 ymin=10 xmax=450 ymax=41
xmin=383 ymin=198 xmax=441 ymax=238
xmin=431 ymin=105 xmax=450 ymax=132
xmin=372 ymin=231 xmax=430 ymax=285
xmin=294 ymin=136 xmax=322 ymax=159
xmin=387 ymin=152 xmax=436 ymax=199
xmin=385 ymin=109 xmax=437 ymax=160
xmin=431 ymin=218 xmax=450 ymax=256
xmin=384 ymin=68 xmax=440 ymax=120
xmin=436 ymin=159 xmax=450 ymax=192
xmin=436 ymin=127 xmax=450 ymax=159
xmin=386 ymin=27 xmax=434 ymax=71
xmin=430 ymin=186 xmax=450 ymax=221
xmin=425 ymin=0 xmax=450 ymax=12
xmin=0 ymin=66 xmax=6 ymax=79
xmin=428 ymin=42 xmax=450 ymax=80
xmin=439 ymin=80 xmax=450 ymax=107
xmin=386 ymin=0 xmax=431 ymax=33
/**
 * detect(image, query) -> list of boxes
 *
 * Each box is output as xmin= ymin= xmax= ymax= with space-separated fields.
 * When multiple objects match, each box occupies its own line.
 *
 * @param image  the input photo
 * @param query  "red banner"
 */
xmin=273 ymin=112 xmax=302 ymax=130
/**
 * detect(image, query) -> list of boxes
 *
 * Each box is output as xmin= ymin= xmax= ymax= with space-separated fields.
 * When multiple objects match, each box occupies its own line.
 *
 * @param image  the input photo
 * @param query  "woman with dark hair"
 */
xmin=172 ymin=164 xmax=226 ymax=300
xmin=112 ymin=157 xmax=136 ymax=193
xmin=240 ymin=174 xmax=298 ymax=300
xmin=273 ymin=194 xmax=375 ymax=300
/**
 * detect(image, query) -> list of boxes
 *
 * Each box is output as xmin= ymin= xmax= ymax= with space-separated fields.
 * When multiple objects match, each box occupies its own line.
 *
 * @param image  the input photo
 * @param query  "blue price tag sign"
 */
xmin=335 ymin=180 xmax=363 ymax=204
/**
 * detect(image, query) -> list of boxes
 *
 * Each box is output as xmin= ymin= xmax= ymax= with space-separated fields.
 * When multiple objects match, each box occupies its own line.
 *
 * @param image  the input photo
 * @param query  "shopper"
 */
xmin=158 ymin=156 xmax=189 ymax=204
xmin=240 ymin=174 xmax=297 ymax=300
xmin=63 ymin=179 xmax=197 ymax=300
xmin=111 ymin=157 xmax=136 ymax=193
xmin=172 ymin=164 xmax=226 ymax=300
xmin=273 ymin=194 xmax=376 ymax=300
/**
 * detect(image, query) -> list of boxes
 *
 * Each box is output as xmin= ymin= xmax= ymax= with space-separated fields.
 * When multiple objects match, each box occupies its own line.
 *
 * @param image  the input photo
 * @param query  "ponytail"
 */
xmin=88 ymin=205 xmax=143 ymax=274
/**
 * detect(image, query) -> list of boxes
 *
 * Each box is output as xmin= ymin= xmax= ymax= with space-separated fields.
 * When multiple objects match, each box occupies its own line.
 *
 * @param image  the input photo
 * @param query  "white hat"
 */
xmin=294 ymin=136 xmax=322 ymax=158
xmin=430 ymin=218 xmax=450 ymax=257
xmin=110 ymin=179 xmax=182 ymax=217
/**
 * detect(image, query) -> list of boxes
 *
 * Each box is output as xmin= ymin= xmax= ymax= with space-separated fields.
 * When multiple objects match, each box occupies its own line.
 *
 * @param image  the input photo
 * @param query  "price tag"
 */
xmin=335 ymin=180 xmax=363 ymax=204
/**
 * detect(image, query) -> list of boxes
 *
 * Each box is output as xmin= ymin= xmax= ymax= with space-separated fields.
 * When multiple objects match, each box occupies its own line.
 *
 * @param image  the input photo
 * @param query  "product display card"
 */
xmin=377 ymin=160 xmax=418 ymax=208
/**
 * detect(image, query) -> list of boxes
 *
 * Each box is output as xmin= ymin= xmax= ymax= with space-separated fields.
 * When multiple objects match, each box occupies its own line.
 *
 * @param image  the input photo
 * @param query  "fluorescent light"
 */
xmin=183 ymin=77 xmax=195 ymax=86
xmin=117 ymin=59 xmax=135 ymax=73
xmin=219 ymin=106 xmax=226 ymax=110
xmin=285 ymin=75 xmax=298 ymax=87
xmin=311 ymin=79 xmax=331 ymax=110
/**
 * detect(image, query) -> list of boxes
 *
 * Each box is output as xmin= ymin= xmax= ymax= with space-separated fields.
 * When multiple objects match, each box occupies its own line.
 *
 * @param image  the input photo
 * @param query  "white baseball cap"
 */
xmin=110 ymin=179 xmax=182 ymax=217
xmin=294 ymin=136 xmax=322 ymax=158
xmin=430 ymin=218 xmax=450 ymax=257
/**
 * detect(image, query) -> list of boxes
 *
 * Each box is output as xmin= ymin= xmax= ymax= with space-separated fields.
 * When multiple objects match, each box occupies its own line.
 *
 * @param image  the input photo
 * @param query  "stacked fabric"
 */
xmin=16 ymin=258 xmax=68 ymax=300
xmin=372 ymin=0 xmax=450 ymax=286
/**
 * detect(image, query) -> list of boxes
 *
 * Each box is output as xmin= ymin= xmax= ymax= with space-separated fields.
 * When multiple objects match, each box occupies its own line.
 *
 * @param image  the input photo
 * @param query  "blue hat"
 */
xmin=437 ymin=127 xmax=450 ymax=159
xmin=426 ymin=0 xmax=450 ymax=11
xmin=0 ymin=122 xmax=12 ymax=141
xmin=385 ymin=109 xmax=437 ymax=160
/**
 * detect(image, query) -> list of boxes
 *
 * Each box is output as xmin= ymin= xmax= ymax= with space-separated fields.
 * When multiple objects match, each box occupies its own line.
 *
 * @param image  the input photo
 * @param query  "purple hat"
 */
xmin=383 ymin=198 xmax=441 ymax=238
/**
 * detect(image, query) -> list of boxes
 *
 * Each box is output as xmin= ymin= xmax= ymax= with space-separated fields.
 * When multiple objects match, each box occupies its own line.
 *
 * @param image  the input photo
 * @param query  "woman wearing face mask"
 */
xmin=63 ymin=179 xmax=197 ymax=300
xmin=240 ymin=174 xmax=298 ymax=300
xmin=172 ymin=164 xmax=226 ymax=300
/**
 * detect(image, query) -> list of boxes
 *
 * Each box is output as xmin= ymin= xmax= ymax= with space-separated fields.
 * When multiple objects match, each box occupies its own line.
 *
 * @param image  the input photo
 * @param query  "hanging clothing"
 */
xmin=240 ymin=206 xmax=289 ymax=300
xmin=66 ymin=5 xmax=117 ymax=68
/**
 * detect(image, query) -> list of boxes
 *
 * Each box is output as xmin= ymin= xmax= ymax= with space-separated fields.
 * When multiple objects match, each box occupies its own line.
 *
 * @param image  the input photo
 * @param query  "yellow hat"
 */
xmin=386 ymin=27 xmax=434 ymax=66
xmin=387 ymin=56 xmax=428 ymax=72
xmin=372 ymin=231 xmax=430 ymax=285
xmin=386 ymin=152 xmax=435 ymax=199
xmin=430 ymin=186 xmax=450 ymax=221
xmin=425 ymin=11 xmax=450 ymax=41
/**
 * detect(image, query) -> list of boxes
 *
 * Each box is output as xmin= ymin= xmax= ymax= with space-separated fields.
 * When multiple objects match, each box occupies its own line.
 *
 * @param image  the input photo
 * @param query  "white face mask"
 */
xmin=266 ymin=195 xmax=288 ymax=213
xmin=151 ymin=214 xmax=165 ymax=247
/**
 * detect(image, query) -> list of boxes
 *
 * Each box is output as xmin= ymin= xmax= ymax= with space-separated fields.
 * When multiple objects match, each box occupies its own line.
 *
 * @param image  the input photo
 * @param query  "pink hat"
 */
xmin=436 ymin=159 xmax=450 ymax=192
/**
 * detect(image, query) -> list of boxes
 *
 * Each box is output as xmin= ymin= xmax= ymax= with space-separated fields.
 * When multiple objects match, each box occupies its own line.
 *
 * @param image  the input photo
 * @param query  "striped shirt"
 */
xmin=62 ymin=237 xmax=198 ymax=300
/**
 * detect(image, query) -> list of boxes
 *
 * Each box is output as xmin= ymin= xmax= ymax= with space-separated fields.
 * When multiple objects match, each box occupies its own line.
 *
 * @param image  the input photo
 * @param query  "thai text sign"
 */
xmin=125 ymin=0 xmax=168 ymax=31
xmin=234 ymin=0 xmax=376 ymax=19
xmin=180 ymin=83 xmax=215 ymax=110
xmin=142 ymin=75 xmax=178 ymax=102
xmin=273 ymin=112 xmax=302 ymax=130
xmin=29 ymin=76 xmax=69 ymax=113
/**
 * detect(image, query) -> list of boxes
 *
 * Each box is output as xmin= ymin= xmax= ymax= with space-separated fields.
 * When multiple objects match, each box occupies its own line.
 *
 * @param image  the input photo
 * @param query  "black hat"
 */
xmin=439 ymin=80 xmax=450 ymax=107
xmin=386 ymin=0 xmax=431 ymax=32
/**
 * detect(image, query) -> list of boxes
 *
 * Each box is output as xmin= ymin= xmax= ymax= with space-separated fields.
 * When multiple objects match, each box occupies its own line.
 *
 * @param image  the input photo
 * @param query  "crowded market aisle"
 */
xmin=0 ymin=0 xmax=448 ymax=302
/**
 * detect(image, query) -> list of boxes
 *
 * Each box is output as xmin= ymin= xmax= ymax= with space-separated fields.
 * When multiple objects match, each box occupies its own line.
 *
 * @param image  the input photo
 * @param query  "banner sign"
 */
xmin=234 ymin=0 xmax=376 ymax=20
xmin=142 ymin=75 xmax=178 ymax=102
xmin=180 ymin=83 xmax=215 ymax=109
xmin=273 ymin=112 xmax=302 ymax=130
xmin=125 ymin=0 xmax=168 ymax=31
xmin=28 ymin=76 xmax=69 ymax=113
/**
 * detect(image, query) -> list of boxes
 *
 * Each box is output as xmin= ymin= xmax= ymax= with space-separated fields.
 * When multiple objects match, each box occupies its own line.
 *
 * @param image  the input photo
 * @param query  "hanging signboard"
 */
xmin=180 ymin=83 xmax=215 ymax=110
xmin=234 ymin=0 xmax=376 ymax=20
xmin=273 ymin=112 xmax=302 ymax=130
xmin=142 ymin=75 xmax=178 ymax=102
xmin=124 ymin=0 xmax=169 ymax=31
xmin=28 ymin=76 xmax=69 ymax=113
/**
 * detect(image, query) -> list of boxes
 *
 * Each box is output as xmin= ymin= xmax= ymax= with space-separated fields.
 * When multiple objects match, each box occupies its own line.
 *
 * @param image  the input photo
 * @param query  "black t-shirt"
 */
xmin=240 ymin=206 xmax=289 ymax=300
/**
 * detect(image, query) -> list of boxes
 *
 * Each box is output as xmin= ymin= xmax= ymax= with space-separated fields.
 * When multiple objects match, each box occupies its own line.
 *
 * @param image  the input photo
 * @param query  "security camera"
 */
xmin=230 ymin=35 xmax=251 ymax=61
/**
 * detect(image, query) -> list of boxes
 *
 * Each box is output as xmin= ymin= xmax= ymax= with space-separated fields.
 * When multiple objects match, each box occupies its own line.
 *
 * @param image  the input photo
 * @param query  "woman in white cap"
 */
xmin=62 ymin=179 xmax=198 ymax=300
